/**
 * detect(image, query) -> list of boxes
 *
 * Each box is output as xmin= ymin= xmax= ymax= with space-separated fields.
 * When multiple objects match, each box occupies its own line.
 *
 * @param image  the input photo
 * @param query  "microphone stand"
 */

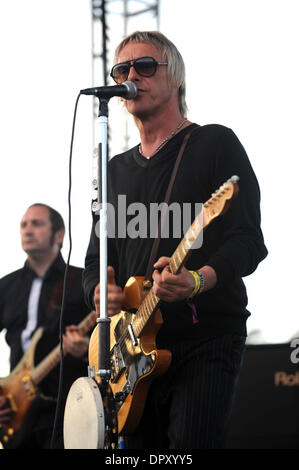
xmin=95 ymin=97 xmax=111 ymax=386
xmin=92 ymin=96 xmax=118 ymax=448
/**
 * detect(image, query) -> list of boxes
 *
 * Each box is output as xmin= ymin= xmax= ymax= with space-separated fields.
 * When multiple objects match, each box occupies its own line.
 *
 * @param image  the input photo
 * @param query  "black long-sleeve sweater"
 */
xmin=83 ymin=123 xmax=267 ymax=346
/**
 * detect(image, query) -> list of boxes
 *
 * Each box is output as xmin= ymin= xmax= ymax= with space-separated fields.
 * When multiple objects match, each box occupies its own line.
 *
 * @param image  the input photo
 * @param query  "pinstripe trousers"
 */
xmin=124 ymin=334 xmax=246 ymax=449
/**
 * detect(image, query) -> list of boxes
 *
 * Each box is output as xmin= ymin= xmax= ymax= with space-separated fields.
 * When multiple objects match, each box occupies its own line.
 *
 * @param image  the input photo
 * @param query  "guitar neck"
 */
xmin=169 ymin=208 xmax=209 ymax=274
xmin=30 ymin=311 xmax=96 ymax=385
xmin=131 ymin=175 xmax=239 ymax=338
xmin=132 ymin=208 xmax=209 ymax=338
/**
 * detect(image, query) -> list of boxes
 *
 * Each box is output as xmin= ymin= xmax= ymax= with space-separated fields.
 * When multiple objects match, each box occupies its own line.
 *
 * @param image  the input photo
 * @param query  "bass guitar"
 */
xmin=0 ymin=310 xmax=97 ymax=448
xmin=88 ymin=176 xmax=239 ymax=435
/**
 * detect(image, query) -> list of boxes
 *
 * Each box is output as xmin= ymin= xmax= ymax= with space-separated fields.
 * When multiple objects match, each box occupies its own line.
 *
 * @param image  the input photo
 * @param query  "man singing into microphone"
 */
xmin=83 ymin=31 xmax=267 ymax=449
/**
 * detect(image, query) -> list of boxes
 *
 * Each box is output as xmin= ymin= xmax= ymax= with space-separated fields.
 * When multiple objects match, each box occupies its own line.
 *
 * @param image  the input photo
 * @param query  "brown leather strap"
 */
xmin=144 ymin=125 xmax=200 ymax=284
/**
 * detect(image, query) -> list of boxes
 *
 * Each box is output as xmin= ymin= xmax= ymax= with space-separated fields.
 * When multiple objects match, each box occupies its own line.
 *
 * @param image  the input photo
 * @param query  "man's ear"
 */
xmin=55 ymin=229 xmax=65 ymax=246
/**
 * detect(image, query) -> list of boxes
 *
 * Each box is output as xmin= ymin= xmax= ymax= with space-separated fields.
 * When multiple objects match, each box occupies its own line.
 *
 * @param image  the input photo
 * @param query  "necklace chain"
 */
xmin=139 ymin=117 xmax=188 ymax=157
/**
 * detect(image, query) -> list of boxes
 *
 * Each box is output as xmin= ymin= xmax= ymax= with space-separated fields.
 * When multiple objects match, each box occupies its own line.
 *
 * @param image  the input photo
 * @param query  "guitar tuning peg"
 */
xmin=229 ymin=175 xmax=240 ymax=183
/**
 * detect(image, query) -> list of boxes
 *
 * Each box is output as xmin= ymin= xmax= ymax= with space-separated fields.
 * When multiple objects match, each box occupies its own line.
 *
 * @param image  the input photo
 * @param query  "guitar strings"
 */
xmin=111 ymin=183 xmax=235 ymax=375
xmin=115 ymin=291 xmax=158 ymax=365
xmin=115 ymin=251 xmax=181 ymax=360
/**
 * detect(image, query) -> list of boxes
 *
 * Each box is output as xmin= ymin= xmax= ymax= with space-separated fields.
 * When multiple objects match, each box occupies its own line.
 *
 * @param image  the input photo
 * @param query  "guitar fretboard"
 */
xmin=131 ymin=176 xmax=238 ymax=338
xmin=30 ymin=311 xmax=97 ymax=385
xmin=132 ymin=209 xmax=207 ymax=337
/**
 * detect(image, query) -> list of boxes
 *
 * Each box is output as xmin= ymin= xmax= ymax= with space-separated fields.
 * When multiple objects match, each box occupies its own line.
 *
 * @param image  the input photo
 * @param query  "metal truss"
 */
xmin=91 ymin=0 xmax=160 ymax=152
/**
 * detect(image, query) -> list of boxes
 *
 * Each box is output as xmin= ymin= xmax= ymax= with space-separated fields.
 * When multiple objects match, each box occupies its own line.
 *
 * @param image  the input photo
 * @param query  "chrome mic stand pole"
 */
xmin=96 ymin=97 xmax=111 ymax=385
xmin=96 ymin=98 xmax=119 ymax=449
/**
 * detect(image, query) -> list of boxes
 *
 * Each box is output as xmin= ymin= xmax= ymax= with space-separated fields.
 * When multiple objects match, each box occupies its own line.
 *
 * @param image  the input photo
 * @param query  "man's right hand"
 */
xmin=94 ymin=266 xmax=125 ymax=318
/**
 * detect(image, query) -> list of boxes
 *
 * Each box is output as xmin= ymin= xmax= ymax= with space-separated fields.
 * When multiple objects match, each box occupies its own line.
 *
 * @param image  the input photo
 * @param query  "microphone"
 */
xmin=80 ymin=80 xmax=137 ymax=100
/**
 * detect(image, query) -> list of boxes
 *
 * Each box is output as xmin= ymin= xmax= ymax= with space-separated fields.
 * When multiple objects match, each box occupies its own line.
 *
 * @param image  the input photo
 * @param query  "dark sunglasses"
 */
xmin=110 ymin=56 xmax=168 ymax=84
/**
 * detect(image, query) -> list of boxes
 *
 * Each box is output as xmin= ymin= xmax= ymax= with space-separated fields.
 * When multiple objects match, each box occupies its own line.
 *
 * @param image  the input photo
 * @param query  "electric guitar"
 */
xmin=0 ymin=310 xmax=97 ymax=448
xmin=88 ymin=176 xmax=240 ymax=434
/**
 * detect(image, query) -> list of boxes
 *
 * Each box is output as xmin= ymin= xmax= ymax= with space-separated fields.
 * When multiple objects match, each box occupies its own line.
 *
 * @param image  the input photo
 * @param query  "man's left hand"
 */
xmin=152 ymin=256 xmax=195 ymax=302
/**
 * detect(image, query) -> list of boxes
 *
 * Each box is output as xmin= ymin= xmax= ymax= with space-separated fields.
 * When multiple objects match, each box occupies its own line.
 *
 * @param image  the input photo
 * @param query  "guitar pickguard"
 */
xmin=110 ymin=312 xmax=155 ymax=409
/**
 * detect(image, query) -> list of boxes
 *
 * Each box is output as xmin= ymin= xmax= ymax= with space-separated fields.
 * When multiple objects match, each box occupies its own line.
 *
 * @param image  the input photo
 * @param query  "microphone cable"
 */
xmin=50 ymin=92 xmax=81 ymax=449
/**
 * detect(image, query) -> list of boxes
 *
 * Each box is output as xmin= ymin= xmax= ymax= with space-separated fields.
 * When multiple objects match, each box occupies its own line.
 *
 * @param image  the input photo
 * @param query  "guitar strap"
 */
xmin=144 ymin=125 xmax=200 ymax=287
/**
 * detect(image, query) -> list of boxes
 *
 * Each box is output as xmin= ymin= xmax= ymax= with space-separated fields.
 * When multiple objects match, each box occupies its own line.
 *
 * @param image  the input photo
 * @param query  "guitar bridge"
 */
xmin=110 ymin=343 xmax=125 ymax=383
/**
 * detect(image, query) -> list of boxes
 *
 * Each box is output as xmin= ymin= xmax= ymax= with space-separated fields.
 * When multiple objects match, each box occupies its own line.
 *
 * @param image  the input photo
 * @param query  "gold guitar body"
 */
xmin=88 ymin=276 xmax=172 ymax=435
xmin=0 ymin=310 xmax=97 ymax=448
xmin=0 ymin=328 xmax=42 ymax=448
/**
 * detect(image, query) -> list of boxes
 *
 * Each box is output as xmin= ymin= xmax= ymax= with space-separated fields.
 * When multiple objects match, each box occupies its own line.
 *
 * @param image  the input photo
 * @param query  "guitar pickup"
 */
xmin=110 ymin=344 xmax=125 ymax=383
xmin=22 ymin=376 xmax=36 ymax=397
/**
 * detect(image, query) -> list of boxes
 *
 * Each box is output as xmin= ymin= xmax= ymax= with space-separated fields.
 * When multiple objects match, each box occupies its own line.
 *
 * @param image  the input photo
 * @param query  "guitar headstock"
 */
xmin=203 ymin=175 xmax=239 ymax=222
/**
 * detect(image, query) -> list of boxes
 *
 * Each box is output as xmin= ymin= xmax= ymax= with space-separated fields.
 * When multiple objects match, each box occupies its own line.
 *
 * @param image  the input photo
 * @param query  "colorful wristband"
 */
xmin=196 ymin=270 xmax=205 ymax=294
xmin=188 ymin=269 xmax=205 ymax=299
xmin=188 ymin=270 xmax=201 ymax=299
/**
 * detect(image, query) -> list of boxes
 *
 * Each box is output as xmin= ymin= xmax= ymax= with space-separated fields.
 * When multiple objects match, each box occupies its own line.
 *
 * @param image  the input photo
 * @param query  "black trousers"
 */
xmin=124 ymin=334 xmax=246 ymax=449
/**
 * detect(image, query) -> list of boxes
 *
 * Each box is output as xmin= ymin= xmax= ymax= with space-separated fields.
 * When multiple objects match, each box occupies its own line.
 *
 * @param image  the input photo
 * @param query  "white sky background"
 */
xmin=0 ymin=0 xmax=298 ymax=375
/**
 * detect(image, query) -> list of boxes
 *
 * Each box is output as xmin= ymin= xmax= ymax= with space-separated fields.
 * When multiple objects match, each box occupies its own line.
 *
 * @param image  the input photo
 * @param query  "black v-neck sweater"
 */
xmin=83 ymin=123 xmax=267 ymax=345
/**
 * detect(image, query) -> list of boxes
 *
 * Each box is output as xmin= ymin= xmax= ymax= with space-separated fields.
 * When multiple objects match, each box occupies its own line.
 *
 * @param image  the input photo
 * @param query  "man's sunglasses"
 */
xmin=110 ymin=56 xmax=168 ymax=84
